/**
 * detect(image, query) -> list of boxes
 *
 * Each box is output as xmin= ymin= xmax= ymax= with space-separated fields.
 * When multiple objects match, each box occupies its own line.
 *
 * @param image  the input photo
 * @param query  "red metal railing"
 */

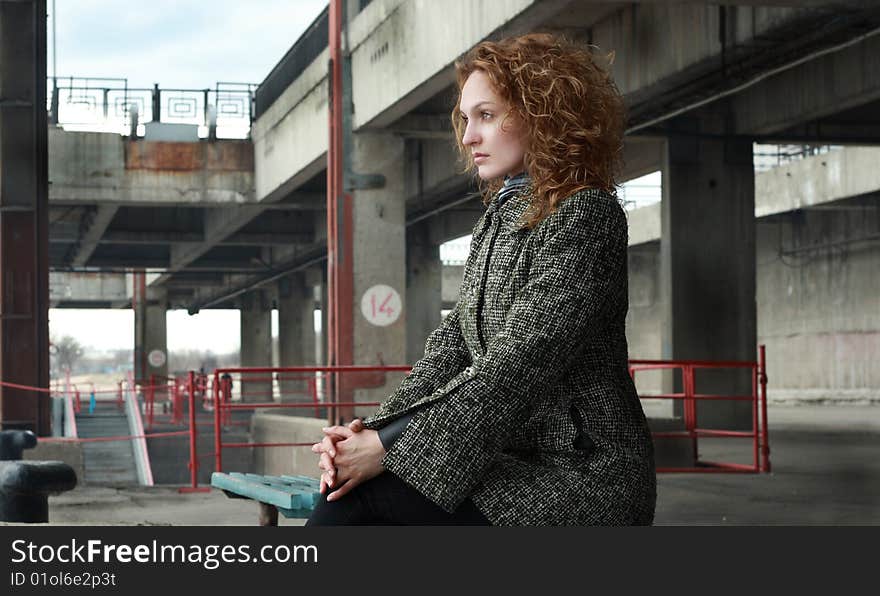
xmin=4 ymin=347 xmax=771 ymax=494
xmin=630 ymin=345 xmax=770 ymax=473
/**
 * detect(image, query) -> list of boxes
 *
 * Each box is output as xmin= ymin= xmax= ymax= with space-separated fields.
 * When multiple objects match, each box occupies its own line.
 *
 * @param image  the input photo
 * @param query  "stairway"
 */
xmin=75 ymin=407 xmax=138 ymax=486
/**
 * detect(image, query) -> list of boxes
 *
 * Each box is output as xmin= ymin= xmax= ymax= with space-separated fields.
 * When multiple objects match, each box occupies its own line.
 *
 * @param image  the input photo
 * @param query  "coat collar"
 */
xmin=487 ymin=174 xmax=533 ymax=234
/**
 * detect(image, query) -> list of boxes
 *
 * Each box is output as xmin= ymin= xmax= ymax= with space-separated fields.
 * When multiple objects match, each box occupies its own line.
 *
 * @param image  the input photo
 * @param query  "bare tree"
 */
xmin=51 ymin=335 xmax=84 ymax=374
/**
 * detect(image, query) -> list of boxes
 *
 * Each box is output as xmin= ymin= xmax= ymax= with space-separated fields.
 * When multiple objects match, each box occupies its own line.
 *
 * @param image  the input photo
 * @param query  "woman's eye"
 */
xmin=481 ymin=112 xmax=493 ymax=120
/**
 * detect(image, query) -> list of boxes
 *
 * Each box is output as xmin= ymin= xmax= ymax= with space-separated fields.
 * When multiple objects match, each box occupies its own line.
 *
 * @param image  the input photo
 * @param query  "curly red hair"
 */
xmin=452 ymin=33 xmax=626 ymax=228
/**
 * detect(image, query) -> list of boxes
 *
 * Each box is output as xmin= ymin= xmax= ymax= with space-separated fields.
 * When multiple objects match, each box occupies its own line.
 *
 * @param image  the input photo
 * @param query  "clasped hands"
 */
xmin=310 ymin=418 xmax=386 ymax=502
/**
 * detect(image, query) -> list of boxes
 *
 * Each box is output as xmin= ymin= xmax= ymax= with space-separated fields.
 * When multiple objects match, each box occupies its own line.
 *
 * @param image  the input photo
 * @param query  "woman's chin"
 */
xmin=475 ymin=166 xmax=501 ymax=181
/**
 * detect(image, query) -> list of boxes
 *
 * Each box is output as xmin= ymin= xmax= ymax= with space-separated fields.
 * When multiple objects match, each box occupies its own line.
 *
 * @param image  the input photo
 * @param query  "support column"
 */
xmin=133 ymin=282 xmax=168 ymax=383
xmin=240 ymin=290 xmax=272 ymax=403
xmin=0 ymin=0 xmax=50 ymax=433
xmin=350 ymin=131 xmax=408 ymax=420
xmin=405 ymin=221 xmax=442 ymax=365
xmin=661 ymin=114 xmax=756 ymax=429
xmin=277 ymin=272 xmax=318 ymax=404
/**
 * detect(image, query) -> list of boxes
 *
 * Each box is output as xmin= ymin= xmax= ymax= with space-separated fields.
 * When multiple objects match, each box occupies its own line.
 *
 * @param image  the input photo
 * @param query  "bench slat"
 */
xmin=211 ymin=473 xmax=322 ymax=515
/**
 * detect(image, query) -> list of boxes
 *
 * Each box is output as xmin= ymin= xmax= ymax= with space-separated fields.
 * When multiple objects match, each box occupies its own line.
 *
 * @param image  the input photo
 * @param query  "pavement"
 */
xmin=4 ymin=404 xmax=878 ymax=526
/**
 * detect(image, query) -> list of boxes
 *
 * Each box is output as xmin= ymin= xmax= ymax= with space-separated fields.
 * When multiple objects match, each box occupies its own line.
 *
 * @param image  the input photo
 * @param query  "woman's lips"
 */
xmin=474 ymin=154 xmax=488 ymax=164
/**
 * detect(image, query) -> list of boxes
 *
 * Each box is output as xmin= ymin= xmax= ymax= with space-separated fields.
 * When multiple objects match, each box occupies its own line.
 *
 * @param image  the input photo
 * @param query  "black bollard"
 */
xmin=0 ymin=461 xmax=77 ymax=523
xmin=0 ymin=430 xmax=38 ymax=460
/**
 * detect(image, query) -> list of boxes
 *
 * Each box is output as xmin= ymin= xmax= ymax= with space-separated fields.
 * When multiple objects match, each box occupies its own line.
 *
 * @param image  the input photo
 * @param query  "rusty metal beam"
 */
xmin=0 ymin=0 xmax=50 ymax=434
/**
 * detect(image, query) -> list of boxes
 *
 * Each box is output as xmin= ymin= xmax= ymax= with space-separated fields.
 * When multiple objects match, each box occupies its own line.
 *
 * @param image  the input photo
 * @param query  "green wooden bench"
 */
xmin=211 ymin=472 xmax=321 ymax=526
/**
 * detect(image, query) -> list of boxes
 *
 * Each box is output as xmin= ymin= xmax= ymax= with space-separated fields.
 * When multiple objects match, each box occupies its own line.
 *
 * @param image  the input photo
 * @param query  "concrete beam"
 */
xmin=70 ymin=205 xmax=117 ymax=267
xmin=49 ymin=271 xmax=128 ymax=306
xmin=732 ymin=31 xmax=880 ymax=135
xmin=49 ymin=130 xmax=255 ymax=207
xmin=388 ymin=114 xmax=454 ymax=139
xmin=628 ymin=145 xmax=880 ymax=247
xmin=349 ymin=0 xmax=572 ymax=130
xmin=755 ymin=146 xmax=880 ymax=217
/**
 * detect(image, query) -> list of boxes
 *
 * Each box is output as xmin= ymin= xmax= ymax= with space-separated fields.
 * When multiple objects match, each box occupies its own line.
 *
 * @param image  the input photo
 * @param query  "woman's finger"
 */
xmin=321 ymin=435 xmax=337 ymax=457
xmin=348 ymin=419 xmax=365 ymax=432
xmin=322 ymin=425 xmax=354 ymax=439
xmin=327 ymin=477 xmax=358 ymax=502
xmin=319 ymin=452 xmax=335 ymax=479
xmin=321 ymin=470 xmax=334 ymax=492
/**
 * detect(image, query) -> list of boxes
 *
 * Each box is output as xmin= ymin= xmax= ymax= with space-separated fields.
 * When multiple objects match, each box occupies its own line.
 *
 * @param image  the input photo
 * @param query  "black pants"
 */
xmin=305 ymin=472 xmax=491 ymax=526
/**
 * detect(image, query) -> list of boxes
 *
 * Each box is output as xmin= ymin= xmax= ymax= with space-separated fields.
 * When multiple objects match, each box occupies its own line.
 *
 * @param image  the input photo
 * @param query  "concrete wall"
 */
xmin=756 ymin=205 xmax=880 ymax=402
xmin=24 ymin=442 xmax=85 ymax=487
xmin=251 ymin=413 xmax=324 ymax=478
xmin=625 ymin=208 xmax=880 ymax=404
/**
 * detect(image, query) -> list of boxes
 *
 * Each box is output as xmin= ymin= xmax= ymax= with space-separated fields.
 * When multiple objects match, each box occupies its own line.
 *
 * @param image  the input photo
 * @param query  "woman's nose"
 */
xmin=462 ymin=122 xmax=479 ymax=146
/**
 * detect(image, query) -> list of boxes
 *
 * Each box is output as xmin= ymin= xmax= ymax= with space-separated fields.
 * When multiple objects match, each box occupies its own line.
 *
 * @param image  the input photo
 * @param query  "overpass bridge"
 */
xmin=3 ymin=0 xmax=879 ymax=434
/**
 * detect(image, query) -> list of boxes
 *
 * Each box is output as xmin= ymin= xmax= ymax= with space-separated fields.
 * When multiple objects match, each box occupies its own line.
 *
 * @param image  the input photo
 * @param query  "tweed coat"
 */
xmin=362 ymin=184 xmax=656 ymax=525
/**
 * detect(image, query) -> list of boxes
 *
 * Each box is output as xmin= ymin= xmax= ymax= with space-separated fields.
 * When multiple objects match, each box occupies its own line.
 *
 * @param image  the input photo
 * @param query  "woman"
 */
xmin=307 ymin=33 xmax=656 ymax=526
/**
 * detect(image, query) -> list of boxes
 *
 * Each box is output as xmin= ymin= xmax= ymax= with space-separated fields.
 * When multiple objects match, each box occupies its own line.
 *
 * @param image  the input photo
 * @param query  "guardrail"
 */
xmin=630 ymin=345 xmax=770 ymax=473
xmin=47 ymin=76 xmax=256 ymax=139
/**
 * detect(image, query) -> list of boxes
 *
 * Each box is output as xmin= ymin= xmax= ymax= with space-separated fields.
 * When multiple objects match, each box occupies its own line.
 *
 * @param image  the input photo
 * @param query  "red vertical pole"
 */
xmin=750 ymin=361 xmax=758 ymax=471
xmin=684 ymin=365 xmax=697 ymax=463
xmin=327 ymin=0 xmax=341 ymax=427
xmin=327 ymin=0 xmax=355 ymax=426
xmin=222 ymin=375 xmax=231 ymax=427
xmin=213 ymin=371 xmax=223 ymax=475
xmin=180 ymin=370 xmax=209 ymax=493
xmin=751 ymin=361 xmax=759 ymax=472
xmin=759 ymin=345 xmax=771 ymax=473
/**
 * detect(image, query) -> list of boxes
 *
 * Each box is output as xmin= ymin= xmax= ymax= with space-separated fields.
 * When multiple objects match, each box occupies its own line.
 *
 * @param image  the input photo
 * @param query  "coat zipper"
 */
xmin=475 ymin=215 xmax=502 ymax=353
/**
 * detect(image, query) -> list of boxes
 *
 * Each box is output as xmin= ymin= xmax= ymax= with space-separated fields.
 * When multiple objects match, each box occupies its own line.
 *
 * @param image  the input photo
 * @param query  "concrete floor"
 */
xmin=6 ymin=404 xmax=878 ymax=526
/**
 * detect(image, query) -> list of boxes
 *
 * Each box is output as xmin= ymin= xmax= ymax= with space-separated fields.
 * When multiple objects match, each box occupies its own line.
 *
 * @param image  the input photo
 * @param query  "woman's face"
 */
xmin=459 ymin=70 xmax=526 ymax=180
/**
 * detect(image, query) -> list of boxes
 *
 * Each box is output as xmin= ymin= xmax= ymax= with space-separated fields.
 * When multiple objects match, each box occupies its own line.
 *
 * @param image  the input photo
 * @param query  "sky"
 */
xmin=46 ymin=0 xmax=661 ymax=355
xmin=48 ymin=0 xmax=329 ymax=89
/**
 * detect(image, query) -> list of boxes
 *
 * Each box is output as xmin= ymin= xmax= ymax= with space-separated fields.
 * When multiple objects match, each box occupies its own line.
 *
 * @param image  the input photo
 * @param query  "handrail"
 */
xmin=124 ymin=377 xmax=154 ymax=486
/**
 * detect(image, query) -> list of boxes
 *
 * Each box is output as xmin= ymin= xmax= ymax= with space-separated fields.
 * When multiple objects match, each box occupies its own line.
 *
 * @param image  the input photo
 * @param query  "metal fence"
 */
xmin=753 ymin=143 xmax=842 ymax=172
xmin=47 ymin=77 xmax=257 ymax=139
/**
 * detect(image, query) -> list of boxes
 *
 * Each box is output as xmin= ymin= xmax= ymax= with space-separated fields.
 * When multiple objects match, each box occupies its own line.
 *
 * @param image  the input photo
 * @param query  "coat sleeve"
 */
xmin=380 ymin=193 xmax=628 ymax=512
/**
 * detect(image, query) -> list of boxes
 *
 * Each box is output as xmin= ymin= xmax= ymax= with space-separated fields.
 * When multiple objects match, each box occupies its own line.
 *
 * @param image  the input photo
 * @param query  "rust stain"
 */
xmin=126 ymin=140 xmax=254 ymax=172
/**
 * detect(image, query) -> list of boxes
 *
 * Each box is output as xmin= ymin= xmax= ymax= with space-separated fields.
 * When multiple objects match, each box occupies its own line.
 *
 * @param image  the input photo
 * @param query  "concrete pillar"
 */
xmin=277 ymin=272 xmax=318 ymax=404
xmin=134 ymin=284 xmax=168 ymax=383
xmin=406 ymin=221 xmax=442 ymax=364
xmin=0 ymin=1 xmax=50 ymax=434
xmin=660 ymin=115 xmax=756 ymax=429
xmin=240 ymin=290 xmax=272 ymax=403
xmin=350 ymin=131 xmax=408 ymax=419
